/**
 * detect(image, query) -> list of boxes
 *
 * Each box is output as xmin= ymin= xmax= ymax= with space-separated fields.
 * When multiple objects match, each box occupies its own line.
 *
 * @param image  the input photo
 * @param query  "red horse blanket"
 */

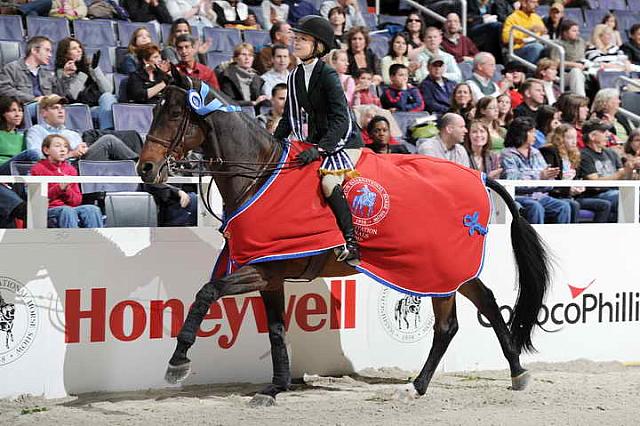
xmin=213 ymin=142 xmax=491 ymax=296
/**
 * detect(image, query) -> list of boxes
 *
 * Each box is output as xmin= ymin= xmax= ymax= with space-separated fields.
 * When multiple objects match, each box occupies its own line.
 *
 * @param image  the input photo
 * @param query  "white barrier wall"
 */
xmin=1 ymin=225 xmax=639 ymax=398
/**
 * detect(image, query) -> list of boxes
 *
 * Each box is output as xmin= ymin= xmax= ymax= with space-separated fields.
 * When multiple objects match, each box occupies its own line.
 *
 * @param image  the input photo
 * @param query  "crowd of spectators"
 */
xmin=2 ymin=0 xmax=640 ymax=228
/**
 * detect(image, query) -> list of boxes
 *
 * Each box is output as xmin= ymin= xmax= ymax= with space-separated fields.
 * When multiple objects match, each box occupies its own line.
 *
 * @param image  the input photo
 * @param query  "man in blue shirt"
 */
xmin=419 ymin=55 xmax=456 ymax=116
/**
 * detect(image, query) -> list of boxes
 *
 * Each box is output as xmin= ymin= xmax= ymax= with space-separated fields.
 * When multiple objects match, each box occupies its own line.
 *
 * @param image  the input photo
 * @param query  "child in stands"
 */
xmin=30 ymin=134 xmax=104 ymax=228
xmin=351 ymin=68 xmax=381 ymax=107
xmin=380 ymin=64 xmax=424 ymax=112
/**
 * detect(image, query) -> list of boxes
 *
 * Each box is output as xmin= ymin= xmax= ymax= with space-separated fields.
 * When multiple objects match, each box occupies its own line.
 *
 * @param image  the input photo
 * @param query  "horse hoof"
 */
xmin=511 ymin=371 xmax=531 ymax=391
xmin=165 ymin=361 xmax=191 ymax=384
xmin=249 ymin=393 xmax=277 ymax=407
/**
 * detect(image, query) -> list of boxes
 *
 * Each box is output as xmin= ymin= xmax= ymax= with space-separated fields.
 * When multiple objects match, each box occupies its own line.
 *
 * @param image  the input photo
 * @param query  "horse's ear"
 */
xmin=170 ymin=65 xmax=190 ymax=90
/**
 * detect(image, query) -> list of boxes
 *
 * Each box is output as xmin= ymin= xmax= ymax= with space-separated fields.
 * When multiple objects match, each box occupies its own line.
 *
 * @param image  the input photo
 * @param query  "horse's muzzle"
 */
xmin=137 ymin=161 xmax=167 ymax=184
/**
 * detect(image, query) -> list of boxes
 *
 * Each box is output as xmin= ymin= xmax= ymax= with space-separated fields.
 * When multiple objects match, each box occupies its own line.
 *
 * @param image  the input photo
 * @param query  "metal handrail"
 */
xmin=508 ymin=25 xmax=565 ymax=92
xmin=403 ymin=0 xmax=467 ymax=36
xmin=615 ymin=76 xmax=640 ymax=124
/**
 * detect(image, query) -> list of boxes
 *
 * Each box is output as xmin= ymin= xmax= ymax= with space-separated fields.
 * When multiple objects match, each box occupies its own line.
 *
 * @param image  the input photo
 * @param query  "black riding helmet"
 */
xmin=292 ymin=15 xmax=340 ymax=58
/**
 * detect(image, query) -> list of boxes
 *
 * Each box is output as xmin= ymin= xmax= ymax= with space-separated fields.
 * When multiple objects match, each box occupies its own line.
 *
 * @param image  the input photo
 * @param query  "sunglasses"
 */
xmin=407 ymin=19 xmax=421 ymax=22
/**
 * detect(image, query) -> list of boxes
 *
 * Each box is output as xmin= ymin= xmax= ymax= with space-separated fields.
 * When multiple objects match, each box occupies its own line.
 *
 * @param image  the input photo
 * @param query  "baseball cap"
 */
xmin=38 ymin=94 xmax=68 ymax=109
xmin=550 ymin=2 xmax=565 ymax=12
xmin=428 ymin=55 xmax=445 ymax=66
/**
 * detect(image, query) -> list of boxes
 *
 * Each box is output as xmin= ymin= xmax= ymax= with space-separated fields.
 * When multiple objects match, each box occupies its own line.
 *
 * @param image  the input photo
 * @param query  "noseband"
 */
xmin=145 ymin=105 xmax=192 ymax=163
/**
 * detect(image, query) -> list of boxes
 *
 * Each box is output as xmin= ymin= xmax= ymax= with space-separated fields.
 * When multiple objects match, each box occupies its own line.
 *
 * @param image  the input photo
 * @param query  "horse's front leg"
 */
xmin=165 ymin=266 xmax=270 ymax=384
xmin=249 ymin=287 xmax=290 ymax=407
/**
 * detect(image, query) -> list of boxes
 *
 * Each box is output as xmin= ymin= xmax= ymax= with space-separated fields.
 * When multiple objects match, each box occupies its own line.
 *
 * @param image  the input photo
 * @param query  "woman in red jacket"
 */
xmin=30 ymin=134 xmax=104 ymax=228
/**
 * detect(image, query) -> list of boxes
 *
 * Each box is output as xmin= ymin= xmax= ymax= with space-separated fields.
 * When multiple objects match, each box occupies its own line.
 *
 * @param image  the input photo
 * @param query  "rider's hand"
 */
xmin=296 ymin=147 xmax=321 ymax=165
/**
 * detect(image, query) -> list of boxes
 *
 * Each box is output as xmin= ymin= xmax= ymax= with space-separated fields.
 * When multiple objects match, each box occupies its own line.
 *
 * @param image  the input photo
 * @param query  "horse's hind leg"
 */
xmin=166 ymin=266 xmax=270 ymax=384
xmin=413 ymin=295 xmax=458 ymax=396
xmin=249 ymin=287 xmax=291 ymax=407
xmin=458 ymin=278 xmax=529 ymax=390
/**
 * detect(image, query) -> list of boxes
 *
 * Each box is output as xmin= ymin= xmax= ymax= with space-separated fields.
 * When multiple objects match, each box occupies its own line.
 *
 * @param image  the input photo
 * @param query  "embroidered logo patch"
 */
xmin=343 ymin=177 xmax=390 ymax=230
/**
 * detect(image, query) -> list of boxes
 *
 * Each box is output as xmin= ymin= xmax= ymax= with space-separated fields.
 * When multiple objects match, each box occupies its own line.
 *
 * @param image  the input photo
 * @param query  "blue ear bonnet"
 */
xmin=187 ymin=83 xmax=241 ymax=116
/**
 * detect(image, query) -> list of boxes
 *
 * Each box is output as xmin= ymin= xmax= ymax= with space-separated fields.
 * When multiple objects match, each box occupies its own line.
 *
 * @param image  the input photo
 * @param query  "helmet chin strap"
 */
xmin=300 ymin=40 xmax=321 ymax=63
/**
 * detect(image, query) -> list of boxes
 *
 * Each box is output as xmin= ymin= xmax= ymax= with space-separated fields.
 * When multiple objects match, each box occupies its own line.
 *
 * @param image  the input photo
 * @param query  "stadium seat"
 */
xmin=537 ymin=5 xmax=550 ymax=17
xmin=363 ymin=13 xmax=377 ymax=29
xmin=0 ymin=41 xmax=21 ymax=68
xmin=615 ymin=12 xmax=638 ymax=35
xmin=9 ymin=161 xmax=37 ymax=176
xmin=84 ymin=46 xmax=114 ymax=73
xmin=0 ymin=15 xmax=24 ymax=41
xmin=113 ymin=103 xmax=155 ymax=136
xmin=247 ymin=5 xmax=265 ymax=29
xmin=26 ymin=16 xmax=70 ymax=42
xmin=599 ymin=0 xmax=627 ymax=10
xmin=584 ymin=10 xmax=607 ymax=29
xmin=493 ymin=64 xmax=504 ymax=82
xmin=243 ymin=30 xmax=270 ymax=50
xmin=205 ymin=51 xmax=232 ymax=69
xmin=597 ymin=70 xmax=626 ymax=88
xmin=117 ymin=21 xmax=160 ymax=47
xmin=369 ymin=35 xmax=389 ymax=60
xmin=628 ymin=0 xmax=640 ymax=11
xmin=114 ymin=73 xmax=129 ymax=102
xmin=160 ymin=23 xmax=199 ymax=45
xmin=622 ymin=91 xmax=640 ymax=116
xmin=202 ymin=27 xmax=242 ymax=52
xmin=378 ymin=15 xmax=406 ymax=26
xmin=458 ymin=61 xmax=473 ymax=81
xmin=564 ymin=9 xmax=584 ymax=25
xmin=392 ymin=111 xmax=428 ymax=139
xmin=36 ymin=103 xmax=93 ymax=132
xmin=73 ymin=19 xmax=117 ymax=47
xmin=77 ymin=160 xmax=158 ymax=227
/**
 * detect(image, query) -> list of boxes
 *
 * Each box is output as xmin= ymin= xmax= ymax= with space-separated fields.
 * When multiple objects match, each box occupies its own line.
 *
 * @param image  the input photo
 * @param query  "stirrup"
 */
xmin=334 ymin=245 xmax=350 ymax=262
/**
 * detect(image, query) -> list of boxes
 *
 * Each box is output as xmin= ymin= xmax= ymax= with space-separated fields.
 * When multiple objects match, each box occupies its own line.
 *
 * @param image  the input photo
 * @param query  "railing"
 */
xmin=2 ymin=176 xmax=639 ymax=229
xmin=403 ymin=0 xmax=467 ymax=36
xmin=508 ymin=25 xmax=566 ymax=92
xmin=615 ymin=75 xmax=640 ymax=125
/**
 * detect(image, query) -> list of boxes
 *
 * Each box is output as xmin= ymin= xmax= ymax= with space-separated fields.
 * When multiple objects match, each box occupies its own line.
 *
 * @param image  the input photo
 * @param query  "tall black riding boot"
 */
xmin=327 ymin=186 xmax=360 ymax=267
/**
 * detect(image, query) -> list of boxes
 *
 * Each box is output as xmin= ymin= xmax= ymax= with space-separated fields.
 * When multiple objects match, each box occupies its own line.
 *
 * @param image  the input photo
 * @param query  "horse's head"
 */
xmin=137 ymin=74 xmax=207 ymax=183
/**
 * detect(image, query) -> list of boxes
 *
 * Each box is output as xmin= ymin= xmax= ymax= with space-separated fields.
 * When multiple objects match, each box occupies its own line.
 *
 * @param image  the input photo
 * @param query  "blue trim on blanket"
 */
xmin=220 ymin=143 xmax=291 ymax=231
xmin=355 ymin=266 xmax=454 ymax=297
xmin=247 ymin=247 xmax=337 ymax=265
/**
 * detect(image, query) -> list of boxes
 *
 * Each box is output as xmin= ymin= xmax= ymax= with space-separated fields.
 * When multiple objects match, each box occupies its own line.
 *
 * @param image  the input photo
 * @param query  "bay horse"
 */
xmin=137 ymin=80 xmax=550 ymax=405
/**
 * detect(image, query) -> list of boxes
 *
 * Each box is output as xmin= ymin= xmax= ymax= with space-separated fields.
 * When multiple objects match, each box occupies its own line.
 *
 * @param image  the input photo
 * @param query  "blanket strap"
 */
xmin=299 ymin=250 xmax=333 ymax=280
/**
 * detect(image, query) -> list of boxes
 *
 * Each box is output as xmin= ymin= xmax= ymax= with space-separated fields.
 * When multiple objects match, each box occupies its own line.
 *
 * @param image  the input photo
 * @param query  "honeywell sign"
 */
xmin=1 ymin=226 xmax=640 ymax=398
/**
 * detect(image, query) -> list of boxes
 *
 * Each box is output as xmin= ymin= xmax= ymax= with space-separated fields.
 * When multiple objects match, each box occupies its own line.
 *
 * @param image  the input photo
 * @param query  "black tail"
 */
xmin=485 ymin=177 xmax=551 ymax=353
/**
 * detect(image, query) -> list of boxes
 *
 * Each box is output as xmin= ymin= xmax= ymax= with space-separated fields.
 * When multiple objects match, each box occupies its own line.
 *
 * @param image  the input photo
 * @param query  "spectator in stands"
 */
xmin=121 ymin=0 xmax=172 ymax=23
xmin=285 ymin=0 xmax=318 ymax=26
xmin=262 ymin=0 xmax=289 ymax=31
xmin=534 ymin=105 xmax=561 ymax=148
xmin=354 ymin=104 xmax=402 ymax=142
xmin=0 ymin=0 xmax=52 ymax=16
xmin=586 ymin=24 xmax=632 ymax=74
xmin=319 ymin=0 xmax=364 ymax=32
xmin=166 ymin=0 xmax=218 ymax=29
xmin=622 ymin=129 xmax=640 ymax=176
xmin=381 ymin=33 xmax=415 ymax=86
xmin=542 ymin=2 xmax=563 ymax=40
xmin=417 ymin=112 xmax=470 ymax=166
xmin=541 ymin=123 xmax=613 ymax=223
xmin=26 ymin=95 xmax=138 ymax=161
xmin=498 ymin=60 xmax=526 ymax=108
xmin=365 ymin=115 xmax=408 ymax=154
xmin=351 ymin=68 xmax=380 ymax=107
xmin=550 ymin=19 xmax=588 ymax=97
xmin=255 ymin=22 xmax=294 ymax=75
xmin=162 ymin=19 xmax=211 ymax=65
xmin=0 ymin=97 xmax=40 ymax=175
xmin=0 ymin=36 xmax=61 ymax=121
xmin=219 ymin=43 xmax=267 ymax=109
xmin=514 ymin=79 xmax=545 ymax=121
xmin=441 ymin=12 xmax=479 ymax=64
xmin=327 ymin=6 xmax=347 ymax=46
xmin=260 ymin=44 xmax=290 ymax=99
xmin=622 ymin=24 xmax=640 ymax=66
xmin=402 ymin=11 xmax=426 ymax=60
xmin=380 ymin=64 xmax=424 ymax=113
xmin=500 ymin=116 xmax=572 ymax=224
xmin=591 ymin=88 xmax=633 ymax=144
xmin=258 ymin=83 xmax=286 ymax=133
xmin=55 ymin=38 xmax=117 ymax=130
xmin=119 ymin=27 xmax=153 ymax=75
xmin=175 ymin=35 xmax=220 ymax=90
xmin=463 ymin=120 xmax=502 ymax=178
xmin=325 ymin=49 xmax=355 ymax=104
xmin=578 ymin=118 xmax=639 ymax=222
xmin=448 ymin=82 xmax=475 ymax=122
xmin=414 ymin=26 xmax=462 ymax=84
xmin=535 ymin=58 xmax=560 ymax=106
xmin=346 ymin=26 xmax=382 ymax=80
xmin=466 ymin=52 xmax=501 ymax=101
xmin=144 ymin=182 xmax=197 ymax=226
xmin=497 ymin=93 xmax=513 ymax=128
xmin=419 ymin=55 xmax=456 ymax=116
xmin=474 ymin=96 xmax=506 ymax=151
xmin=127 ymin=44 xmax=171 ymax=104
xmin=30 ymin=134 xmax=104 ymax=228
xmin=601 ymin=13 xmax=623 ymax=48
xmin=557 ymin=93 xmax=589 ymax=148
xmin=50 ymin=0 xmax=87 ymax=19
xmin=213 ymin=0 xmax=260 ymax=29
xmin=501 ymin=0 xmax=547 ymax=64
xmin=0 ymin=184 xmax=25 ymax=228
xmin=467 ymin=0 xmax=511 ymax=63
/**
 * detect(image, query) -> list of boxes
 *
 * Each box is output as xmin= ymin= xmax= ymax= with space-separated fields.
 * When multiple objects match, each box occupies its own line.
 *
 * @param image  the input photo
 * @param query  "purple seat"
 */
xmin=37 ymin=103 xmax=93 ymax=132
xmin=0 ymin=40 xmax=22 ymax=67
xmin=78 ymin=160 xmax=140 ymax=193
xmin=564 ymin=8 xmax=584 ymax=24
xmin=363 ymin=13 xmax=377 ymax=29
xmin=202 ymin=27 xmax=242 ymax=52
xmin=117 ymin=21 xmax=159 ymax=47
xmin=243 ymin=30 xmax=270 ymax=50
xmin=369 ymin=35 xmax=389 ymax=60
xmin=26 ymin=16 xmax=70 ymax=43
xmin=73 ymin=19 xmax=117 ymax=47
xmin=112 ymin=103 xmax=155 ymax=136
xmin=577 ymin=209 xmax=596 ymax=223
xmin=114 ymin=73 xmax=129 ymax=102
xmin=597 ymin=70 xmax=626 ymax=88
xmin=0 ymin=15 xmax=24 ymax=41
xmin=599 ymin=0 xmax=627 ymax=10
xmin=392 ymin=111 xmax=427 ymax=140
xmin=378 ymin=15 xmax=406 ymax=26
xmin=584 ymin=10 xmax=607 ymax=29
xmin=205 ymin=51 xmax=232 ymax=69
xmin=84 ymin=46 xmax=114 ymax=73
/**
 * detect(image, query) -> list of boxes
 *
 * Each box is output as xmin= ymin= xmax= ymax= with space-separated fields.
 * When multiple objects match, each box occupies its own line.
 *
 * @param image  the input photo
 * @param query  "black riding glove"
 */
xmin=296 ymin=147 xmax=321 ymax=165
xmin=91 ymin=50 xmax=101 ymax=69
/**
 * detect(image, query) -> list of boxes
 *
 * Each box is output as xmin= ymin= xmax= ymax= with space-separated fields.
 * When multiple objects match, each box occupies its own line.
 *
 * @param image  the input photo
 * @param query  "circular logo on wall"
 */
xmin=0 ymin=276 xmax=39 ymax=366
xmin=343 ymin=177 xmax=390 ymax=227
xmin=378 ymin=288 xmax=434 ymax=343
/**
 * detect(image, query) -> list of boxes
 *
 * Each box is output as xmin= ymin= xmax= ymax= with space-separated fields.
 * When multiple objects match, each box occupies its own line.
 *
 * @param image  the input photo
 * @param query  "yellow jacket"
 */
xmin=501 ymin=10 xmax=545 ymax=50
